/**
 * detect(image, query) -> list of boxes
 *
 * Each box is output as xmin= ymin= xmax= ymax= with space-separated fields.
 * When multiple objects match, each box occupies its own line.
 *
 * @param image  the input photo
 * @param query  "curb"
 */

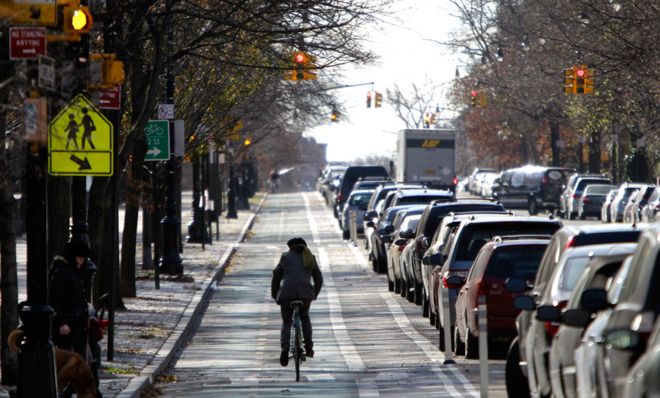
xmin=117 ymin=194 xmax=268 ymax=398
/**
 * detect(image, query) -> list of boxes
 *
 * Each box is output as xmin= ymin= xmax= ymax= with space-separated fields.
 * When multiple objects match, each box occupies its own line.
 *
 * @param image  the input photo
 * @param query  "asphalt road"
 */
xmin=154 ymin=192 xmax=509 ymax=397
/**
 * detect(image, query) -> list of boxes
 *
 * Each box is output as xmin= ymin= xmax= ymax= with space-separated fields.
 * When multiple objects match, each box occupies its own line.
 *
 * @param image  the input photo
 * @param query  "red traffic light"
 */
xmin=575 ymin=68 xmax=585 ymax=78
xmin=294 ymin=52 xmax=306 ymax=64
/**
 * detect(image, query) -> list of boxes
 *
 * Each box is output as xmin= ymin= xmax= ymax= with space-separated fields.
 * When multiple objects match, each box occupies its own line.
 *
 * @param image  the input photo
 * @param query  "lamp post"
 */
xmin=158 ymin=0 xmax=182 ymax=275
xmin=225 ymin=142 xmax=238 ymax=219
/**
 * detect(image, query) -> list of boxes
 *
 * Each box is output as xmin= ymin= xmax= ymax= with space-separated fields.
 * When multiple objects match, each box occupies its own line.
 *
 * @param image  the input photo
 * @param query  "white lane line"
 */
xmin=348 ymin=243 xmax=480 ymax=398
xmin=303 ymin=193 xmax=379 ymax=398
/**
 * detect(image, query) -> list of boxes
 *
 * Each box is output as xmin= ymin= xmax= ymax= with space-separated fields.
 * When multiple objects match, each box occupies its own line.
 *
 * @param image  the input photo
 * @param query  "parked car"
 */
xmin=434 ymin=215 xmax=563 ymax=353
xmin=340 ymin=189 xmax=374 ymax=240
xmin=576 ymin=184 xmax=617 ymax=220
xmin=560 ymin=174 xmax=612 ymax=219
xmin=468 ymin=167 xmax=498 ymax=194
xmin=409 ymin=200 xmax=507 ymax=316
xmin=610 ymin=183 xmax=646 ymax=222
xmin=548 ymin=252 xmax=634 ymax=398
xmin=491 ymin=165 xmax=575 ymax=215
xmin=601 ymin=188 xmax=619 ymax=223
xmin=368 ymin=204 xmax=426 ymax=273
xmin=453 ymin=236 xmax=550 ymax=358
xmin=573 ymin=255 xmax=634 ymax=398
xmin=479 ymin=172 xmax=500 ymax=198
xmin=363 ymin=183 xmax=418 ymax=253
xmin=504 ymin=224 xmax=645 ymax=398
xmin=516 ymin=243 xmax=637 ymax=398
xmin=386 ymin=212 xmax=423 ymax=293
xmin=335 ymin=165 xmax=388 ymax=218
xmin=640 ymin=186 xmax=660 ymax=223
xmin=622 ymin=317 xmax=660 ymax=398
xmin=623 ymin=184 xmax=656 ymax=223
xmin=588 ymin=223 xmax=660 ymax=397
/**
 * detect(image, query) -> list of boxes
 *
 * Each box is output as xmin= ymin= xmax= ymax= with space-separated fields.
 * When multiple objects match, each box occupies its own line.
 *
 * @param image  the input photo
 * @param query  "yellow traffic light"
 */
xmin=63 ymin=6 xmax=92 ymax=34
xmin=243 ymin=138 xmax=252 ymax=146
xmin=330 ymin=108 xmax=339 ymax=122
xmin=374 ymin=91 xmax=383 ymax=108
xmin=563 ymin=68 xmax=575 ymax=94
xmin=478 ymin=91 xmax=488 ymax=107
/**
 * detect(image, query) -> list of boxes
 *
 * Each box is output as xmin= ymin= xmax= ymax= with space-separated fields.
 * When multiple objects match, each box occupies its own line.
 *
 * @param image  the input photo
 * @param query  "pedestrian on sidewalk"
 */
xmin=49 ymin=241 xmax=91 ymax=360
xmin=271 ymin=237 xmax=323 ymax=366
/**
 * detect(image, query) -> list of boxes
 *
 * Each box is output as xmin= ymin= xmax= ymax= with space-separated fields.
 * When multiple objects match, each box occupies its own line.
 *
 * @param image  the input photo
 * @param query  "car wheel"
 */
xmin=387 ymin=278 xmax=394 ymax=292
xmin=506 ymin=338 xmax=531 ymax=397
xmin=406 ymin=283 xmax=415 ymax=303
xmin=430 ymin=309 xmax=436 ymax=326
xmin=465 ymin=328 xmax=479 ymax=359
xmin=414 ymin=283 xmax=423 ymax=305
xmin=394 ymin=278 xmax=401 ymax=294
xmin=377 ymin=258 xmax=388 ymax=274
xmin=342 ymin=230 xmax=350 ymax=240
xmin=579 ymin=211 xmax=586 ymax=220
xmin=453 ymin=326 xmax=465 ymax=356
xmin=528 ymin=199 xmax=538 ymax=215
xmin=438 ymin=319 xmax=445 ymax=351
xmin=422 ymin=292 xmax=429 ymax=318
xmin=400 ymin=279 xmax=407 ymax=298
xmin=372 ymin=258 xmax=378 ymax=273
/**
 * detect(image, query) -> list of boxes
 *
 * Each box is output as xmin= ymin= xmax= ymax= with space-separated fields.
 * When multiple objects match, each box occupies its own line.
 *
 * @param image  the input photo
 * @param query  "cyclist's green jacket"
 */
xmin=271 ymin=250 xmax=323 ymax=304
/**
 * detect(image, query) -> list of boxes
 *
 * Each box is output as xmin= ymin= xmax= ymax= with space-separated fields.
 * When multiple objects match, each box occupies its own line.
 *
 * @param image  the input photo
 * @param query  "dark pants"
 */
xmin=279 ymin=299 xmax=312 ymax=350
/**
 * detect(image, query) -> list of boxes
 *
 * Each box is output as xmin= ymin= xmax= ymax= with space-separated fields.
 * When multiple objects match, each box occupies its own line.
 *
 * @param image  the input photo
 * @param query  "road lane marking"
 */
xmin=303 ymin=193 xmax=380 ymax=398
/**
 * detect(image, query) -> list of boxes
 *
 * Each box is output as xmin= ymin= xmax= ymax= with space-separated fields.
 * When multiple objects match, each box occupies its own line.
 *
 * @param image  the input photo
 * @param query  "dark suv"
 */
xmin=492 ymin=165 xmax=575 ymax=215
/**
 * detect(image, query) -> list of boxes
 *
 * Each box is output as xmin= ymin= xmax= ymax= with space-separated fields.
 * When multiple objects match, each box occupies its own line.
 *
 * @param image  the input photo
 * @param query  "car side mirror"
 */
xmin=421 ymin=237 xmax=430 ymax=250
xmin=394 ymin=239 xmax=407 ymax=246
xmin=580 ymin=288 xmax=609 ymax=312
xmin=605 ymin=329 xmax=641 ymax=351
xmin=562 ymin=309 xmax=592 ymax=328
xmin=366 ymin=221 xmax=375 ymax=228
xmin=382 ymin=236 xmax=393 ymax=244
xmin=422 ymin=255 xmax=431 ymax=265
xmin=446 ymin=275 xmax=465 ymax=287
xmin=429 ymin=253 xmax=444 ymax=266
xmin=513 ymin=295 xmax=536 ymax=311
xmin=506 ymin=277 xmax=532 ymax=293
xmin=384 ymin=225 xmax=394 ymax=234
xmin=399 ymin=229 xmax=414 ymax=239
xmin=536 ymin=305 xmax=562 ymax=322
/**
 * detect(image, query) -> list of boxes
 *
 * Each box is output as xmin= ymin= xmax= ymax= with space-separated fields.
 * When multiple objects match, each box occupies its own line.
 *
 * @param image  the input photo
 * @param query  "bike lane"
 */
xmin=155 ymin=192 xmax=480 ymax=397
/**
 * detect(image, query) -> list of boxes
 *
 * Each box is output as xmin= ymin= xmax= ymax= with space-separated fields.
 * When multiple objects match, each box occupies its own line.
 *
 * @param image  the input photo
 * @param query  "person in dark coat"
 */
xmin=271 ymin=237 xmax=323 ymax=366
xmin=49 ymin=241 xmax=90 ymax=360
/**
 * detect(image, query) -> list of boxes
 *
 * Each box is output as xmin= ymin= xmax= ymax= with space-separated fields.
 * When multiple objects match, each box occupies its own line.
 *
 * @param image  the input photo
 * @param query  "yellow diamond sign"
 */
xmin=49 ymin=94 xmax=113 ymax=176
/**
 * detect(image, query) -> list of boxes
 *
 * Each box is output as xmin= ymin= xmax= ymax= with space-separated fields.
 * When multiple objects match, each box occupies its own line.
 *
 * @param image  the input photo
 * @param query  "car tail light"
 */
xmin=336 ymin=193 xmax=344 ymax=203
xmin=452 ymin=176 xmax=459 ymax=186
xmin=571 ymin=193 xmax=577 ymax=199
xmin=397 ymin=242 xmax=407 ymax=253
xmin=542 ymin=176 xmax=548 ymax=184
xmin=565 ymin=236 xmax=575 ymax=249
xmin=544 ymin=300 xmax=567 ymax=338
xmin=581 ymin=196 xmax=590 ymax=203
xmin=477 ymin=279 xmax=488 ymax=296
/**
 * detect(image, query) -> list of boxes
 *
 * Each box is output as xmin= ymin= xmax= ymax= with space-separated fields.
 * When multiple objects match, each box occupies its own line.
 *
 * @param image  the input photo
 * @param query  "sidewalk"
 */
xmin=3 ymin=192 xmax=266 ymax=398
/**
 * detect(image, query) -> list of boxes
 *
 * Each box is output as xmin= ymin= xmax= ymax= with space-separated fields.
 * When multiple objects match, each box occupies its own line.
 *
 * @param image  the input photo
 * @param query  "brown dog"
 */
xmin=8 ymin=329 xmax=97 ymax=398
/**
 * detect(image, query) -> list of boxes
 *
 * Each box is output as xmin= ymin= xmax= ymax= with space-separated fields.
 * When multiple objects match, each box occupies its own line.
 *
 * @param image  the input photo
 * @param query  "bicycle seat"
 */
xmin=290 ymin=300 xmax=304 ymax=308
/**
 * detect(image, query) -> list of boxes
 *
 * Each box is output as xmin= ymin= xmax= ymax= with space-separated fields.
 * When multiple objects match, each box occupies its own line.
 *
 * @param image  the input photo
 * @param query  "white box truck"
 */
xmin=396 ymin=129 xmax=457 ymax=191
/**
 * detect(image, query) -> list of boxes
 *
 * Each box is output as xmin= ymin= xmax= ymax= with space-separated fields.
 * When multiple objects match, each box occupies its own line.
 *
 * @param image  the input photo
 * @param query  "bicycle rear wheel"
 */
xmin=294 ymin=322 xmax=302 ymax=381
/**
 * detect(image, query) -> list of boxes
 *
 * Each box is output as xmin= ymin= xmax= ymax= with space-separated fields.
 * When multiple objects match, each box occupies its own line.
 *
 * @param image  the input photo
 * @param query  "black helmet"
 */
xmin=64 ymin=240 xmax=90 ymax=259
xmin=287 ymin=237 xmax=307 ymax=248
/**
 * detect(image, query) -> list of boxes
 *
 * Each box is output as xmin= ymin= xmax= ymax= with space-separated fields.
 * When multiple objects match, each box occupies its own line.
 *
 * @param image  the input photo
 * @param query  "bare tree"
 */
xmin=386 ymin=80 xmax=444 ymax=128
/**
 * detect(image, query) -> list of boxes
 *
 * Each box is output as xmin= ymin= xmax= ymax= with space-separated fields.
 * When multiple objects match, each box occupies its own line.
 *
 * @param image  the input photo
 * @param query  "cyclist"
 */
xmin=271 ymin=237 xmax=323 ymax=366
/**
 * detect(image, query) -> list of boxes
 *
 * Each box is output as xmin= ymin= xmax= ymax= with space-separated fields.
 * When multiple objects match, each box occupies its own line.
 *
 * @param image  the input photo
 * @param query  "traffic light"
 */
xmin=287 ymin=51 xmax=317 ymax=81
xmin=470 ymin=90 xmax=478 ymax=107
xmin=563 ymin=68 xmax=575 ymax=94
xmin=243 ymin=138 xmax=252 ymax=146
xmin=374 ymin=91 xmax=383 ymax=108
xmin=330 ymin=107 xmax=339 ymax=122
xmin=366 ymin=91 xmax=372 ymax=108
xmin=583 ymin=67 xmax=594 ymax=94
xmin=478 ymin=91 xmax=488 ymax=107
xmin=63 ymin=6 xmax=93 ymax=34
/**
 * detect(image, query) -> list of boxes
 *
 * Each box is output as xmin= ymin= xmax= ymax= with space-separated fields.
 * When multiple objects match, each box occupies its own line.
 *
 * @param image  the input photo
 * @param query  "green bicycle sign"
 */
xmin=144 ymin=120 xmax=170 ymax=161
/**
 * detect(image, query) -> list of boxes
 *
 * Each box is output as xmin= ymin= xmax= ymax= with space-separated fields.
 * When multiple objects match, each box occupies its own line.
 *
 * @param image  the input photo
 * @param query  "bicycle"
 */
xmin=289 ymin=300 xmax=306 ymax=381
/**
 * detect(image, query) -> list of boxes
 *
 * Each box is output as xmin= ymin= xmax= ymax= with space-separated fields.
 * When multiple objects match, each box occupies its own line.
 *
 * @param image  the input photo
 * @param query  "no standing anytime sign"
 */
xmin=9 ymin=27 xmax=47 ymax=60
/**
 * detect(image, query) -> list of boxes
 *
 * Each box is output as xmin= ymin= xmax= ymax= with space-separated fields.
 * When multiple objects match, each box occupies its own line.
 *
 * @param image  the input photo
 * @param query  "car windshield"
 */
xmin=456 ymin=222 xmax=560 ymax=262
xmin=349 ymin=192 xmax=372 ymax=209
xmin=486 ymin=244 xmax=547 ymax=279
xmin=585 ymin=185 xmax=615 ymax=195
xmin=398 ymin=195 xmax=451 ymax=205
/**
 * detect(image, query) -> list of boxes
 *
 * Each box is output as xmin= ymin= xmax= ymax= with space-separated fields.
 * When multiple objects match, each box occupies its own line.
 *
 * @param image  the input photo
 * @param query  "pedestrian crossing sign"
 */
xmin=48 ymin=94 xmax=114 ymax=176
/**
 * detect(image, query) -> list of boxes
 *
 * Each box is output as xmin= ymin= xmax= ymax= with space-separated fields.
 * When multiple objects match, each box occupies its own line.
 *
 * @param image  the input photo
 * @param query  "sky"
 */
xmin=305 ymin=0 xmax=465 ymax=162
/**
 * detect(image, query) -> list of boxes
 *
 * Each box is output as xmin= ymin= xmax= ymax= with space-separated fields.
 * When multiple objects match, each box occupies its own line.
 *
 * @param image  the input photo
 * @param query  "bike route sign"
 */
xmin=48 ymin=94 xmax=113 ymax=176
xmin=144 ymin=120 xmax=170 ymax=161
